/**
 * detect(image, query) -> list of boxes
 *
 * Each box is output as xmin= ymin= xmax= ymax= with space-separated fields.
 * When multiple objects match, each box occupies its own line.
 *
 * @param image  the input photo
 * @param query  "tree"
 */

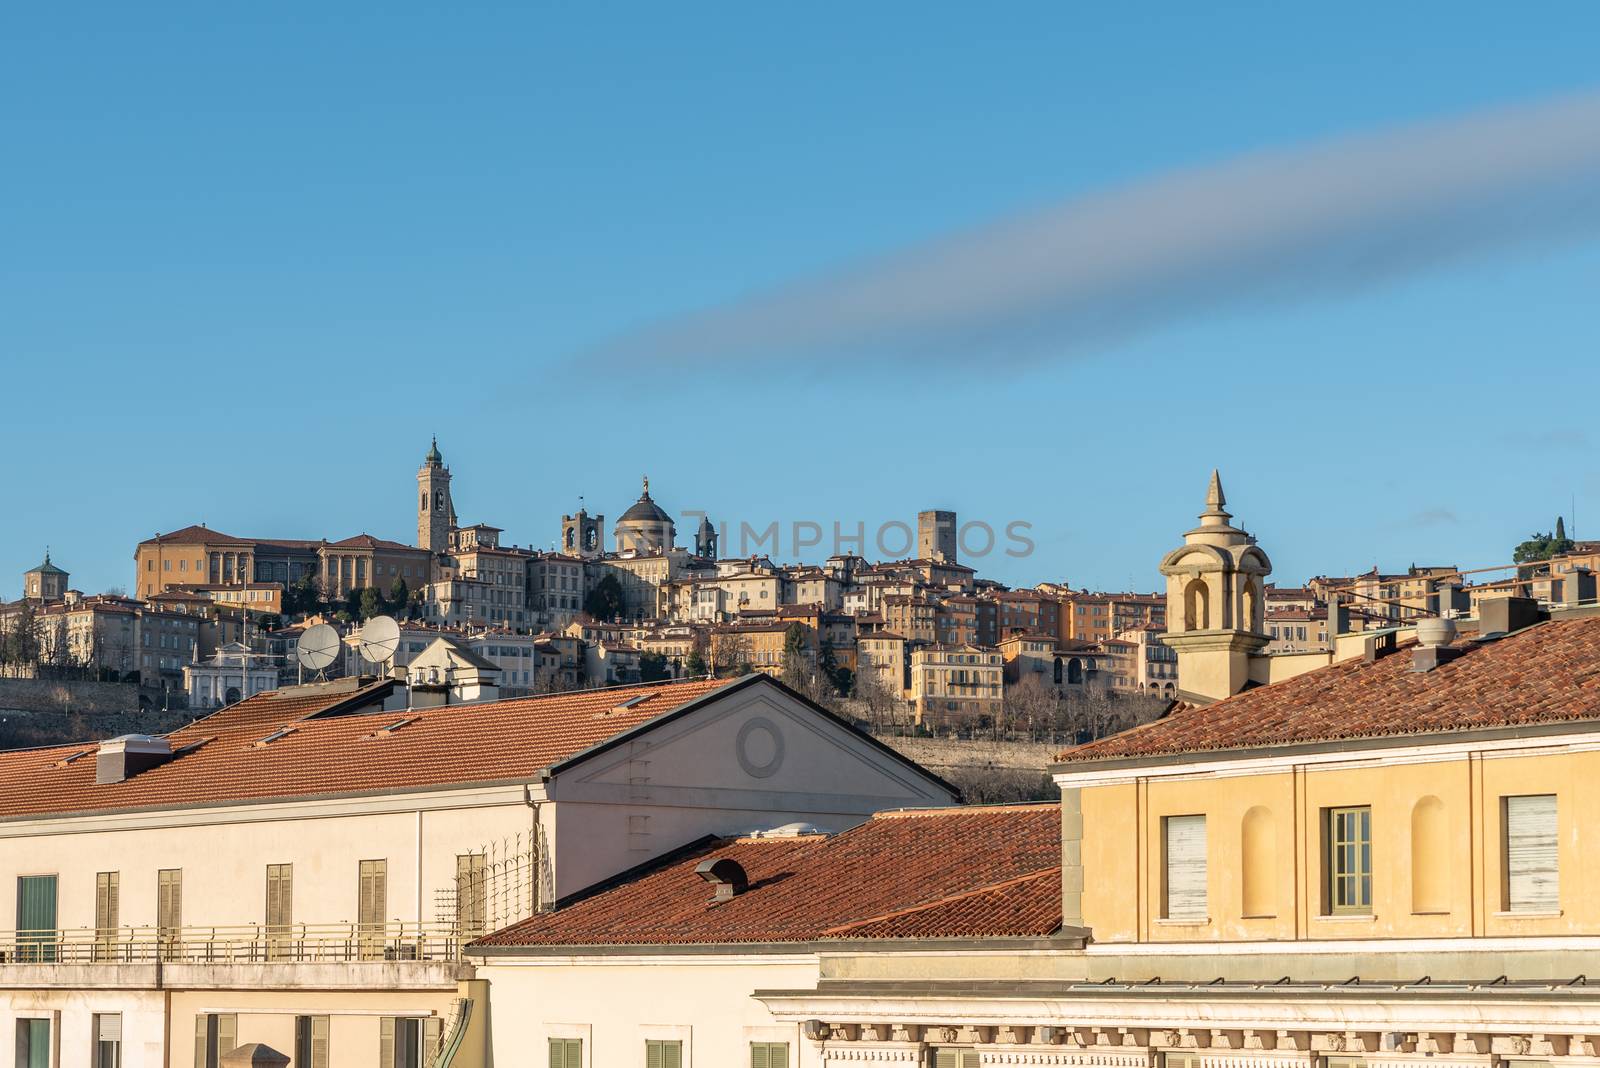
xmin=780 ymin=622 xmax=812 ymax=686
xmin=1513 ymin=518 xmax=1575 ymax=564
xmin=283 ymin=574 xmax=322 ymax=617
xmin=685 ymin=633 xmax=709 ymax=678
xmin=389 ymin=577 xmax=409 ymax=615
xmin=639 ymin=651 xmax=671 ymax=683
xmin=584 ymin=574 xmax=625 ymax=621
xmin=359 ymin=587 xmax=385 ymax=621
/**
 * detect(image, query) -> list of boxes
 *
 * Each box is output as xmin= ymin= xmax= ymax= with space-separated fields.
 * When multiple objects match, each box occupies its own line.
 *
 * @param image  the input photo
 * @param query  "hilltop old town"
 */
xmin=1 ymin=447 xmax=1598 ymax=1068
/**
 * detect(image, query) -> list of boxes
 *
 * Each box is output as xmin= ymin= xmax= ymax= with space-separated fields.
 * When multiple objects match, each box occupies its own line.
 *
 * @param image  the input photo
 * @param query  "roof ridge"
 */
xmin=873 ymin=801 xmax=1054 ymax=819
xmin=822 ymin=866 xmax=1062 ymax=935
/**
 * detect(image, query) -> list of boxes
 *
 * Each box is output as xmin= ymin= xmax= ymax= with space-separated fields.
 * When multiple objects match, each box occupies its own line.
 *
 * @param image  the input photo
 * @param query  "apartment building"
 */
xmin=0 ymin=673 xmax=956 ymax=1067
xmin=907 ymin=644 xmax=1003 ymax=726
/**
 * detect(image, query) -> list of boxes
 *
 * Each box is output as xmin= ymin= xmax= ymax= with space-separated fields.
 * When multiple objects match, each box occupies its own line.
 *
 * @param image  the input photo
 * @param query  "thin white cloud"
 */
xmin=587 ymin=89 xmax=1600 ymax=368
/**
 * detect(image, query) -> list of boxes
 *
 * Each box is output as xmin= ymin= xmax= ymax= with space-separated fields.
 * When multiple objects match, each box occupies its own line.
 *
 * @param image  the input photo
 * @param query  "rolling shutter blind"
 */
xmin=379 ymin=1017 xmax=396 ymax=1068
xmin=1163 ymin=814 xmax=1208 ymax=920
xmin=549 ymin=1038 xmax=582 ymax=1068
xmin=17 ymin=874 xmax=57 ymax=961
xmin=96 ymin=1014 xmax=122 ymax=1043
xmin=1506 ymin=794 xmax=1558 ymax=912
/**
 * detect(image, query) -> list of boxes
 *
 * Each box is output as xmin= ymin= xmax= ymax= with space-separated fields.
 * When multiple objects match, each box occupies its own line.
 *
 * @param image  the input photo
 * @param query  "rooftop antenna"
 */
xmin=294 ymin=623 xmax=340 ymax=683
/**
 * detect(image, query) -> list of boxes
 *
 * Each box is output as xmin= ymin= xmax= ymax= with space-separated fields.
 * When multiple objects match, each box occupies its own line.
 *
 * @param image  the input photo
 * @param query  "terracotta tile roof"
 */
xmin=1059 ymin=615 xmax=1600 ymax=763
xmin=327 ymin=533 xmax=424 ymax=552
xmin=472 ymin=804 xmax=1061 ymax=948
xmin=0 ymin=677 xmax=730 ymax=821
xmin=141 ymin=524 xmax=253 ymax=546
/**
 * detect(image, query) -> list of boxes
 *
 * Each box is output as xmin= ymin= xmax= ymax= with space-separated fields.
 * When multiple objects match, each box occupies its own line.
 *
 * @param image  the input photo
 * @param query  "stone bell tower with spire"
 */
xmin=417 ymin=436 xmax=456 ymax=555
xmin=1158 ymin=470 xmax=1273 ymax=703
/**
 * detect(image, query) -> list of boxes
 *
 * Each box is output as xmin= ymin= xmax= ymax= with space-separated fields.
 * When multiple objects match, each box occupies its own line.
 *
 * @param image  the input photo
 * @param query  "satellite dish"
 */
xmin=359 ymin=615 xmax=401 ymax=667
xmin=295 ymin=623 xmax=341 ymax=674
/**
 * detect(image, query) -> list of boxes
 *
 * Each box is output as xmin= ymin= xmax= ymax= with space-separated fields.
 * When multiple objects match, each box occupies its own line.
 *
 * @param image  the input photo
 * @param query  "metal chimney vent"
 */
xmin=694 ymin=857 xmax=749 ymax=902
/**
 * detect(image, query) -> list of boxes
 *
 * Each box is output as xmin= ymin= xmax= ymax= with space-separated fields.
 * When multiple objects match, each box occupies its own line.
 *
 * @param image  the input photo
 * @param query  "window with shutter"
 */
xmin=296 ymin=1016 xmax=331 ymax=1068
xmin=18 ymin=1018 xmax=51 ymax=1068
xmin=548 ymin=1037 xmax=583 ymax=1068
xmin=423 ymin=1017 xmax=441 ymax=1067
xmin=359 ymin=860 xmax=388 ymax=959
xmin=752 ymin=1041 xmax=789 ymax=1068
xmin=1324 ymin=806 xmax=1372 ymax=914
xmin=1504 ymin=794 xmax=1558 ymax=912
xmin=158 ymin=869 xmax=183 ymax=960
xmin=456 ymin=853 xmax=487 ymax=937
xmin=1164 ymin=1055 xmax=1204 ymax=1068
xmin=931 ymin=1050 xmax=980 ymax=1068
xmin=380 ymin=1016 xmax=396 ymax=1068
xmin=16 ymin=874 xmax=57 ymax=963
xmin=1162 ymin=814 xmax=1207 ymax=920
xmin=266 ymin=863 xmax=293 ymax=959
xmin=646 ymin=1039 xmax=683 ymax=1068
xmin=95 ymin=871 xmax=120 ymax=960
xmin=94 ymin=1013 xmax=123 ymax=1068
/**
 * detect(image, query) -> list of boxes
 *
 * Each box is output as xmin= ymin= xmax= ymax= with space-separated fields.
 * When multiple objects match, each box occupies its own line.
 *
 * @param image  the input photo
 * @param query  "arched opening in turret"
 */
xmin=1183 ymin=578 xmax=1211 ymax=631
xmin=1242 ymin=578 xmax=1260 ymax=633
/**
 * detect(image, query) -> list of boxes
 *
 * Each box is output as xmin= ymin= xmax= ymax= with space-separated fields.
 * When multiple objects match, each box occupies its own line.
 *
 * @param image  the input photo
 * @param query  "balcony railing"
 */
xmin=0 ymin=921 xmax=466 ymax=965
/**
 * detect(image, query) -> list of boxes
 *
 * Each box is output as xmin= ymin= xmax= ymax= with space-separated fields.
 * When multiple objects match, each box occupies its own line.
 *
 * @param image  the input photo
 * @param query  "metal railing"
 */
xmin=0 ymin=921 xmax=465 ymax=965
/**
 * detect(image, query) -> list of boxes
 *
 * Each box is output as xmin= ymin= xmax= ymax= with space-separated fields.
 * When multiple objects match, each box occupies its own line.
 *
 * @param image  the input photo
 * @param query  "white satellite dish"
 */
xmin=358 ymin=615 xmax=401 ymax=667
xmin=295 ymin=623 xmax=341 ymax=675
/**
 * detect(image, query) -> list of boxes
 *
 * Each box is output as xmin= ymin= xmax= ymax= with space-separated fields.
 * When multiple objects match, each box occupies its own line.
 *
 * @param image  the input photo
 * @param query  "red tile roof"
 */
xmin=0 ymin=677 xmax=731 ymax=821
xmin=1059 ymin=614 xmax=1600 ymax=763
xmin=141 ymin=524 xmax=253 ymax=546
xmin=472 ymin=804 xmax=1062 ymax=949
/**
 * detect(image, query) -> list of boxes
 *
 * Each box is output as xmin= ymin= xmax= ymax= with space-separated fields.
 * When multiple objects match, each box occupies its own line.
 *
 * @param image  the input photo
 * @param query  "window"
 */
xmin=16 ymin=874 xmax=57 ymax=963
xmin=646 ymin=1040 xmax=683 ymax=1068
xmin=296 ymin=1016 xmax=330 ymax=1068
xmin=17 ymin=1019 xmax=50 ymax=1068
xmin=1324 ymin=806 xmax=1372 ymax=914
xmin=194 ymin=1014 xmax=237 ymax=1068
xmin=380 ymin=1017 xmax=441 ymax=1068
xmin=1164 ymin=1055 xmax=1204 ymax=1068
xmin=752 ymin=1042 xmax=790 ymax=1067
xmin=456 ymin=853 xmax=488 ymax=937
xmin=932 ymin=1051 xmax=979 ymax=1068
xmin=266 ymin=863 xmax=293 ymax=959
xmin=359 ymin=860 xmax=388 ymax=959
xmin=93 ymin=1013 xmax=122 ymax=1068
xmin=1162 ymin=814 xmax=1207 ymax=920
xmin=95 ymin=871 xmax=120 ymax=960
xmin=1504 ymin=794 xmax=1558 ymax=913
xmin=549 ymin=1037 xmax=583 ymax=1068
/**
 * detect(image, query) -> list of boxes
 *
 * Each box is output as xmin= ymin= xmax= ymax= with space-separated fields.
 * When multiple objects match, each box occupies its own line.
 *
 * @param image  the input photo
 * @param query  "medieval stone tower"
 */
xmin=417 ymin=437 xmax=456 ymax=554
xmin=1158 ymin=470 xmax=1272 ymax=703
xmin=561 ymin=506 xmax=605 ymax=560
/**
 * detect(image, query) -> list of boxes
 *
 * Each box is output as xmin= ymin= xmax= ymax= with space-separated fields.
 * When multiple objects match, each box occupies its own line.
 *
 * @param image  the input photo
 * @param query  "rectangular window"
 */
xmin=549 ymin=1037 xmax=583 ymax=1068
xmin=646 ymin=1040 xmax=683 ymax=1068
xmin=296 ymin=1015 xmax=330 ymax=1068
xmin=932 ymin=1051 xmax=980 ymax=1068
xmin=266 ymin=863 xmax=293 ymax=959
xmin=16 ymin=874 xmax=57 ymax=963
xmin=379 ymin=1017 xmax=441 ymax=1068
xmin=155 ymin=869 xmax=180 ymax=959
xmin=1165 ymin=1055 xmax=1205 ymax=1068
xmin=456 ymin=853 xmax=487 ymax=937
xmin=1324 ymin=806 xmax=1373 ymax=914
xmin=95 ymin=871 xmax=120 ymax=960
xmin=1504 ymin=794 xmax=1558 ymax=913
xmin=17 ymin=1019 xmax=50 ymax=1068
xmin=752 ymin=1041 xmax=790 ymax=1068
xmin=1162 ymin=814 xmax=1207 ymax=920
xmin=94 ymin=1013 xmax=122 ymax=1068
xmin=194 ymin=1014 xmax=237 ymax=1068
xmin=359 ymin=859 xmax=388 ymax=959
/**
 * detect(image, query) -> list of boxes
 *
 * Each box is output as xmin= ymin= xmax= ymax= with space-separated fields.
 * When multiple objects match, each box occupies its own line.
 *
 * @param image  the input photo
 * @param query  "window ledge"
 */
xmin=1410 ymin=910 xmax=1452 ymax=916
xmin=1154 ymin=917 xmax=1210 ymax=927
xmin=1492 ymin=909 xmax=1563 ymax=919
xmin=1240 ymin=914 xmax=1278 ymax=920
xmin=1315 ymin=913 xmax=1377 ymax=922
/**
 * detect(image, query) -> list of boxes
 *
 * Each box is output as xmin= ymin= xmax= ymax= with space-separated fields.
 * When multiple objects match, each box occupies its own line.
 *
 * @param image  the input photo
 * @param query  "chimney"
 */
xmin=1480 ymin=596 xmax=1547 ymax=637
xmin=1410 ymin=616 xmax=1461 ymax=672
xmin=1561 ymin=568 xmax=1596 ymax=609
xmin=694 ymin=857 xmax=749 ymax=903
xmin=96 ymin=734 xmax=173 ymax=784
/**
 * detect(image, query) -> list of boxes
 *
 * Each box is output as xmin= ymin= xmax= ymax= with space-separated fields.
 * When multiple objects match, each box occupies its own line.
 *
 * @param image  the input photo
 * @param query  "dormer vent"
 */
xmin=96 ymin=734 xmax=173 ymax=785
xmin=694 ymin=857 xmax=749 ymax=902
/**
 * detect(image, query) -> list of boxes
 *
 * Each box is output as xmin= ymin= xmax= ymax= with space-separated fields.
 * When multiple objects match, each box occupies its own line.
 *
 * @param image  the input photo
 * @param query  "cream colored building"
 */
xmin=0 ymin=673 xmax=956 ymax=1067
xmin=907 ymin=643 xmax=1003 ymax=726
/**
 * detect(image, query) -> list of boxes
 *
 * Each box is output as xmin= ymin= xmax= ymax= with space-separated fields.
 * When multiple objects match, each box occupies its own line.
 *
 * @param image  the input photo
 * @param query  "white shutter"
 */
xmin=1506 ymin=794 xmax=1558 ymax=912
xmin=1163 ymin=814 xmax=1208 ymax=920
xmin=96 ymin=1014 xmax=122 ymax=1043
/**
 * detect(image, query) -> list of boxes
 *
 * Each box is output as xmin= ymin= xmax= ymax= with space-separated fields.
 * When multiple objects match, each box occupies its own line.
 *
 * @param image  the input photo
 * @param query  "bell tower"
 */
xmin=417 ymin=437 xmax=455 ymax=554
xmin=1158 ymin=470 xmax=1272 ymax=703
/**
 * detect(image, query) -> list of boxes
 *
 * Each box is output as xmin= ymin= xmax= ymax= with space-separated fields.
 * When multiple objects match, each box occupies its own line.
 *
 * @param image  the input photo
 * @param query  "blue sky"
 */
xmin=3 ymin=2 xmax=1598 ymax=596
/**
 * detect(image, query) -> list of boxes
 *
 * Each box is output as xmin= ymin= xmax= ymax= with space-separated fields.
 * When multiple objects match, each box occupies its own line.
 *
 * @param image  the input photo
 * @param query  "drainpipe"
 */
xmin=524 ymin=783 xmax=545 ymax=913
xmin=415 ymin=810 xmax=424 ymax=926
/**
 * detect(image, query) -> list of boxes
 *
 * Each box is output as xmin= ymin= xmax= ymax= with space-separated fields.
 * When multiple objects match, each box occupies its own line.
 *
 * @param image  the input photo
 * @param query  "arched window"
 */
xmin=1242 ymin=578 xmax=1261 ymax=632
xmin=1242 ymin=806 xmax=1276 ymax=917
xmin=1184 ymin=578 xmax=1211 ymax=631
xmin=1411 ymin=796 xmax=1448 ymax=914
xmin=565 ymin=528 xmax=575 ymax=549
xmin=1053 ymin=657 xmax=1063 ymax=684
xmin=1067 ymin=658 xmax=1084 ymax=684
xmin=420 ymin=493 xmax=428 ymax=512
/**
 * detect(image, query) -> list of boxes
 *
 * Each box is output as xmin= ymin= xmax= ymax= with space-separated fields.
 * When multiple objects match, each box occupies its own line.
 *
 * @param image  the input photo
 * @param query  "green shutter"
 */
xmin=379 ymin=1017 xmax=396 ymax=1068
xmin=549 ymin=1038 xmax=582 ymax=1068
xmin=16 ymin=875 xmax=57 ymax=963
xmin=753 ymin=1042 xmax=789 ymax=1068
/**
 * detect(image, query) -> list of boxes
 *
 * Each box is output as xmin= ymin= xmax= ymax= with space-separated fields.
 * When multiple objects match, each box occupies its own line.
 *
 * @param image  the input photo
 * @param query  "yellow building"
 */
xmin=907 ymin=643 xmax=1003 ymax=726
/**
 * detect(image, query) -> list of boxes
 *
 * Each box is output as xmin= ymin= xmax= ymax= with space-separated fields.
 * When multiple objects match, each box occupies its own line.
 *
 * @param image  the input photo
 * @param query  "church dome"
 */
xmin=424 ymin=436 xmax=442 ymax=465
xmin=618 ymin=478 xmax=672 ymax=525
